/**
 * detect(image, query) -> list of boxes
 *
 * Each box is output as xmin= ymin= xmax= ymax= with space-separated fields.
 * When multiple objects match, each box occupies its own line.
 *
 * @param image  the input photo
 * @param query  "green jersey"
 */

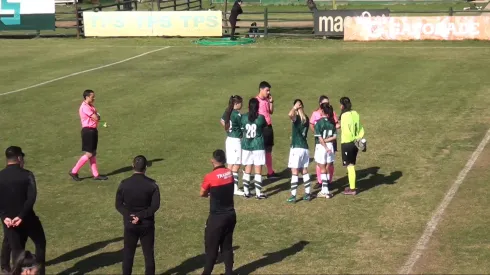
xmin=291 ymin=115 xmax=309 ymax=149
xmin=221 ymin=109 xmax=242 ymax=138
xmin=314 ymin=118 xmax=336 ymax=145
xmin=240 ymin=113 xmax=267 ymax=151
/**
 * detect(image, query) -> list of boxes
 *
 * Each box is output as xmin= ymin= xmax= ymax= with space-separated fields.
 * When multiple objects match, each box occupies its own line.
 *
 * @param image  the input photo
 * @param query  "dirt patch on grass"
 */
xmin=56 ymin=21 xmax=78 ymax=28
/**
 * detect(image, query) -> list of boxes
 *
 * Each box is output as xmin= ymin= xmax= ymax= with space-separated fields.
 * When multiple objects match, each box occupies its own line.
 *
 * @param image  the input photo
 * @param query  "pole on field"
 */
xmin=75 ymin=0 xmax=81 ymax=38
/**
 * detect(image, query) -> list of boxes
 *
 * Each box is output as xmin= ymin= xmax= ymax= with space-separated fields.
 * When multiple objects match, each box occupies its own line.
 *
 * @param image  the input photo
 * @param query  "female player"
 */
xmin=287 ymin=99 xmax=312 ymax=202
xmin=240 ymin=98 xmax=268 ymax=199
xmin=220 ymin=95 xmax=245 ymax=196
xmin=310 ymin=95 xmax=340 ymax=188
xmin=314 ymin=103 xmax=337 ymax=199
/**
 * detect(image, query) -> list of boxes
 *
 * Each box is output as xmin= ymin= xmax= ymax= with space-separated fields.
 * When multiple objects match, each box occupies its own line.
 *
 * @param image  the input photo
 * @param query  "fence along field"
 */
xmin=0 ymin=0 xmax=488 ymax=38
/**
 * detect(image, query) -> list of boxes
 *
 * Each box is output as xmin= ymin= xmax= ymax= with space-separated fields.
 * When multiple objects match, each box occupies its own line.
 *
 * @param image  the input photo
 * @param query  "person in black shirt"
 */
xmin=229 ymin=0 xmax=243 ymax=40
xmin=0 ymin=146 xmax=46 ymax=275
xmin=115 ymin=155 xmax=160 ymax=275
xmin=200 ymin=149 xmax=236 ymax=275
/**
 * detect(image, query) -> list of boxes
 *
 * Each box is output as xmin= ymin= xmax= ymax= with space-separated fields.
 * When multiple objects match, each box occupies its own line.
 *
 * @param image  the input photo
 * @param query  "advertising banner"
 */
xmin=314 ymin=9 xmax=390 ymax=36
xmin=344 ymin=16 xmax=490 ymax=41
xmin=83 ymin=11 xmax=222 ymax=37
xmin=0 ymin=0 xmax=55 ymax=30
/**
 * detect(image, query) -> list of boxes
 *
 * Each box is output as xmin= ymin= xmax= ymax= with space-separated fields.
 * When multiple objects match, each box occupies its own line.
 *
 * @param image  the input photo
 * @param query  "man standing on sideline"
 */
xmin=339 ymin=97 xmax=366 ymax=195
xmin=116 ymin=155 xmax=160 ymax=275
xmin=256 ymin=81 xmax=279 ymax=179
xmin=69 ymin=89 xmax=108 ymax=181
xmin=0 ymin=146 xmax=46 ymax=275
xmin=200 ymin=150 xmax=236 ymax=275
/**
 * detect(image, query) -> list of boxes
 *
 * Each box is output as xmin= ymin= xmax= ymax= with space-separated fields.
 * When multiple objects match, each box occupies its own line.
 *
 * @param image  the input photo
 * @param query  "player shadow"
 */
xmin=311 ymin=166 xmax=402 ymax=198
xmin=56 ymin=245 xmax=139 ymax=275
xmin=234 ymin=240 xmax=309 ymax=274
xmin=262 ymin=167 xmax=290 ymax=187
xmin=105 ymin=158 xmax=164 ymax=177
xmin=160 ymin=246 xmax=240 ymax=275
xmin=46 ymin=237 xmax=123 ymax=266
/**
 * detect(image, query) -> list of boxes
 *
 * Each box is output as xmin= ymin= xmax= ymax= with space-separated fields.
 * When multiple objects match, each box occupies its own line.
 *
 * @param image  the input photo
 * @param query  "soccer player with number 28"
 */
xmin=240 ymin=98 xmax=268 ymax=200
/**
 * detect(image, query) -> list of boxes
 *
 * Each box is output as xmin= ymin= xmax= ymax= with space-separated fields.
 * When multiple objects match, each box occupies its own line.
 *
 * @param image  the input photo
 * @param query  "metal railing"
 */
xmin=222 ymin=7 xmax=490 ymax=38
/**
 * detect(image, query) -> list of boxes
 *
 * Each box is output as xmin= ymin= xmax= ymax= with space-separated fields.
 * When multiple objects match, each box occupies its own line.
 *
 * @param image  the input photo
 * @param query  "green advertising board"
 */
xmin=0 ymin=0 xmax=55 ymax=31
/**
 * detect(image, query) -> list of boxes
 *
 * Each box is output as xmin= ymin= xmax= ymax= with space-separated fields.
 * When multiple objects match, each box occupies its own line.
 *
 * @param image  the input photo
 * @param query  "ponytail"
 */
xmin=248 ymin=98 xmax=259 ymax=123
xmin=320 ymin=103 xmax=335 ymax=125
xmin=224 ymin=95 xmax=242 ymax=131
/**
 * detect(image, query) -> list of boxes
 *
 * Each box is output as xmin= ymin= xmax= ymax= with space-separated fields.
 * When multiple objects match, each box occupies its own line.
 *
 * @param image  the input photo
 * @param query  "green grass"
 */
xmin=1 ymin=38 xmax=490 ymax=274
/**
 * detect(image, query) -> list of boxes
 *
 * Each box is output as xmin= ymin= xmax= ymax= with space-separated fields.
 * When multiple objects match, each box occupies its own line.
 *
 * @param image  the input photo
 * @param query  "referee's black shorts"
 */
xmin=341 ymin=142 xmax=358 ymax=166
xmin=263 ymin=125 xmax=274 ymax=151
xmin=81 ymin=127 xmax=98 ymax=154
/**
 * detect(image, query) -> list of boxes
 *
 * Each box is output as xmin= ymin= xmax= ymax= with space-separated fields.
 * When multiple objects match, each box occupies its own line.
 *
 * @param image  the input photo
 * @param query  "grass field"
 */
xmin=1 ymin=38 xmax=490 ymax=274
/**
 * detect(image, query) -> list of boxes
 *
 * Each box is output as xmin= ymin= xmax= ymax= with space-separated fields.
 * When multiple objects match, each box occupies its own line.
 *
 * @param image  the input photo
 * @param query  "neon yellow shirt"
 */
xmin=340 ymin=110 xmax=364 ymax=144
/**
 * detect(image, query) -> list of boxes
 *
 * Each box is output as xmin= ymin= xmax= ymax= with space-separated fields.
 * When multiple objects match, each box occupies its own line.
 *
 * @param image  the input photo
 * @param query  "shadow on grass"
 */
xmin=160 ymin=246 xmax=240 ymax=275
xmin=311 ymin=166 xmax=403 ymax=198
xmin=46 ymin=237 xmax=123 ymax=266
xmin=234 ymin=240 xmax=309 ymax=274
xmin=56 ymin=245 xmax=139 ymax=275
xmin=106 ymin=158 xmax=164 ymax=176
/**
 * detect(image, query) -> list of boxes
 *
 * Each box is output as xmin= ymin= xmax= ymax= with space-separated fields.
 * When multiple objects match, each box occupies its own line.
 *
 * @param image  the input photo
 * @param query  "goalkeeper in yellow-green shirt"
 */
xmin=339 ymin=97 xmax=366 ymax=196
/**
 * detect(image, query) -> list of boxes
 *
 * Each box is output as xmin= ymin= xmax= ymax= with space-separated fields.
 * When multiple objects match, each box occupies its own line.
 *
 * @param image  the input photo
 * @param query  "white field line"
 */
xmin=0 ymin=46 xmax=170 ymax=97
xmin=399 ymin=128 xmax=490 ymax=274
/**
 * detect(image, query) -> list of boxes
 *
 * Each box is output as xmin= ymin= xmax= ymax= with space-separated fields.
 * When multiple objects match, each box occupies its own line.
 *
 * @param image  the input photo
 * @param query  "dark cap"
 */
xmin=5 ymin=146 xmax=25 ymax=159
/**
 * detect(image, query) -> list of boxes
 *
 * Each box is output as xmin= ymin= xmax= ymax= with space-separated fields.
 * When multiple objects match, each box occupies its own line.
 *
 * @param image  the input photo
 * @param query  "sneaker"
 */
xmin=267 ymin=172 xmax=280 ymax=179
xmin=343 ymin=187 xmax=357 ymax=195
xmin=93 ymin=175 xmax=108 ymax=181
xmin=68 ymin=171 xmax=81 ymax=181
xmin=303 ymin=194 xmax=311 ymax=201
xmin=256 ymin=194 xmax=267 ymax=200
xmin=317 ymin=192 xmax=333 ymax=199
xmin=287 ymin=195 xmax=296 ymax=203
xmin=244 ymin=193 xmax=251 ymax=198
xmin=234 ymin=190 xmax=245 ymax=196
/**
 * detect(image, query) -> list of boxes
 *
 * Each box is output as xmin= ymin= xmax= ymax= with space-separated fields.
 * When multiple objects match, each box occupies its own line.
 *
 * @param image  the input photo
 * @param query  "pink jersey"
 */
xmin=310 ymin=109 xmax=340 ymax=128
xmin=256 ymin=96 xmax=272 ymax=125
xmin=79 ymin=101 xmax=98 ymax=128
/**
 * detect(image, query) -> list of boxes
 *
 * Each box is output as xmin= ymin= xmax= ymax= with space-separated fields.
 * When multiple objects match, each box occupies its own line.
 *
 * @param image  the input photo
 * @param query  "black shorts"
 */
xmin=263 ymin=125 xmax=274 ymax=150
xmin=341 ymin=142 xmax=358 ymax=166
xmin=81 ymin=127 xmax=98 ymax=154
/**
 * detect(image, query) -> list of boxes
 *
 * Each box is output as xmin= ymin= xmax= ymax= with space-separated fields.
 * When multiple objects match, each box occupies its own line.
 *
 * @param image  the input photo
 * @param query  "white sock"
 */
xmin=321 ymin=173 xmax=329 ymax=194
xmin=291 ymin=175 xmax=299 ymax=196
xmin=303 ymin=174 xmax=311 ymax=194
xmin=254 ymin=174 xmax=262 ymax=196
xmin=233 ymin=172 xmax=239 ymax=192
xmin=243 ymin=173 xmax=250 ymax=195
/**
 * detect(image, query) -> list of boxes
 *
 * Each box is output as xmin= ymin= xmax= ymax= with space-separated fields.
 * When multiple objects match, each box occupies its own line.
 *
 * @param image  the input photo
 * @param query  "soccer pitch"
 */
xmin=1 ymin=38 xmax=490 ymax=274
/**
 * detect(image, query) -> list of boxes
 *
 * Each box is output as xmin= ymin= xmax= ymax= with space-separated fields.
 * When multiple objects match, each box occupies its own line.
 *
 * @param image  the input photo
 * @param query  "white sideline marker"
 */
xmin=0 ymin=46 xmax=170 ymax=97
xmin=399 ymin=128 xmax=490 ymax=274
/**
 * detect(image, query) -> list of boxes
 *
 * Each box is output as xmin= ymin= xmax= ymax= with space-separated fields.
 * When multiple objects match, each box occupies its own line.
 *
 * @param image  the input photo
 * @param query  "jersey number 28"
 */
xmin=245 ymin=124 xmax=257 ymax=138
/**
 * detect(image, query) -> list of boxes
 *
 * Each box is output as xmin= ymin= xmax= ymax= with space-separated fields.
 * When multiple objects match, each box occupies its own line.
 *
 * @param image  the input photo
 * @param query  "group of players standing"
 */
xmin=220 ymin=81 xmax=366 ymax=202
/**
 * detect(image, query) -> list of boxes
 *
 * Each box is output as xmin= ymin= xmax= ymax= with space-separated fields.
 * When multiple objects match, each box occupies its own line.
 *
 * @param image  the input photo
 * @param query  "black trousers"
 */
xmin=229 ymin=17 xmax=237 ymax=38
xmin=2 ymin=216 xmax=46 ymax=275
xmin=123 ymin=224 xmax=155 ymax=275
xmin=202 ymin=212 xmax=236 ymax=275
xmin=1 ymin=235 xmax=10 ymax=271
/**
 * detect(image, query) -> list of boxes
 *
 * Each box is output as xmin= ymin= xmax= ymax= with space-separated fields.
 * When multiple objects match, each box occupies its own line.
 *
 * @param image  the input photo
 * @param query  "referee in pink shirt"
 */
xmin=69 ymin=90 xmax=108 ymax=181
xmin=256 ymin=81 xmax=279 ymax=178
